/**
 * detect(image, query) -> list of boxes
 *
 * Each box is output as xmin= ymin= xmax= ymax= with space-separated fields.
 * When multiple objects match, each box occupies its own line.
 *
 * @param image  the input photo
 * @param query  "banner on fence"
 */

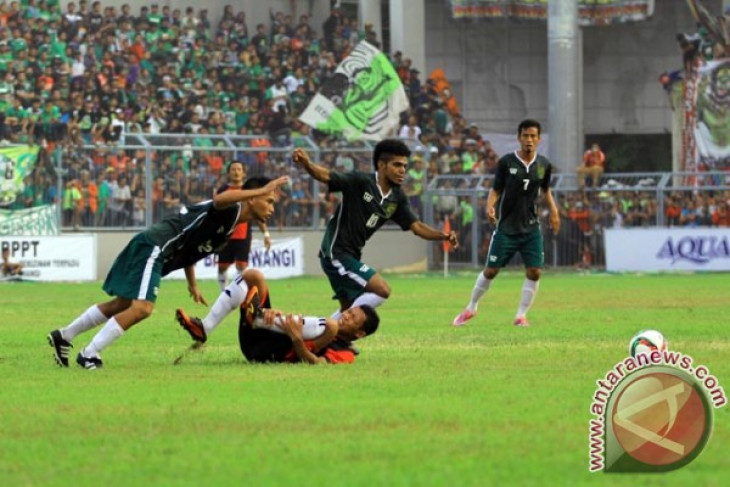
xmin=0 ymin=146 xmax=40 ymax=208
xmin=164 ymin=237 xmax=304 ymax=281
xmin=0 ymin=204 xmax=59 ymax=236
xmin=1 ymin=235 xmax=96 ymax=281
xmin=605 ymin=228 xmax=730 ymax=272
xmin=299 ymin=41 xmax=408 ymax=141
xmin=448 ymin=0 xmax=654 ymax=25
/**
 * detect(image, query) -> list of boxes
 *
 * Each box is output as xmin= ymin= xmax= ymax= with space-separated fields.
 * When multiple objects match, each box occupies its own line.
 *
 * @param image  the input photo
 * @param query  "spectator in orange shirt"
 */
xmin=712 ymin=202 xmax=730 ymax=227
xmin=578 ymin=143 xmax=605 ymax=188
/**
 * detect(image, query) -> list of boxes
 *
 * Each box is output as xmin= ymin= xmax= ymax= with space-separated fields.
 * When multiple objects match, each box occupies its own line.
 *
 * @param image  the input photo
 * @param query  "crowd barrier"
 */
xmin=424 ymin=172 xmax=730 ymax=270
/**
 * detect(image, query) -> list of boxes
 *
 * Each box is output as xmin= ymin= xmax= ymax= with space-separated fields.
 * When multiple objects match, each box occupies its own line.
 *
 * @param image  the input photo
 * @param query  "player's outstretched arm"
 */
xmin=409 ymin=221 xmax=459 ymax=249
xmin=213 ymin=176 xmax=289 ymax=209
xmin=292 ymin=148 xmax=331 ymax=184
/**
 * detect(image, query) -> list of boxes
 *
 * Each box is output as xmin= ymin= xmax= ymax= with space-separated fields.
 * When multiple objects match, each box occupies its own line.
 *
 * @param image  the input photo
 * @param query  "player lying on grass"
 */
xmin=47 ymin=176 xmax=289 ymax=370
xmin=176 ymin=268 xmax=379 ymax=364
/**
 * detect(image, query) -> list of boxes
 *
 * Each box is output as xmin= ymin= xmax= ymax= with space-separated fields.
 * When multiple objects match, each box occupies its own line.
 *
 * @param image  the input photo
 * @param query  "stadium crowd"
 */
xmin=0 ymin=0 xmax=727 ymax=237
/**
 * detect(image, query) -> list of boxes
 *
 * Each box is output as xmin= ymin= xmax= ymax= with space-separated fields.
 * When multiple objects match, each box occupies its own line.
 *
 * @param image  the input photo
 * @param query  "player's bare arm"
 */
xmin=544 ymin=188 xmax=561 ymax=235
xmin=184 ymin=266 xmax=208 ymax=306
xmin=213 ymin=176 xmax=289 ymax=209
xmin=410 ymin=221 xmax=459 ymax=249
xmin=292 ymin=148 xmax=331 ymax=184
xmin=279 ymin=314 xmax=327 ymax=364
xmin=486 ymin=188 xmax=500 ymax=225
xmin=259 ymin=308 xmax=338 ymax=353
xmin=310 ymin=318 xmax=339 ymax=353
xmin=257 ymin=220 xmax=272 ymax=251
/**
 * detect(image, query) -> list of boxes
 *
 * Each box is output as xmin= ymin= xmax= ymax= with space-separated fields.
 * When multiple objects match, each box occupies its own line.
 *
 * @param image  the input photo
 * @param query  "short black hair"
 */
xmin=518 ymin=119 xmax=541 ymax=136
xmin=373 ymin=139 xmax=411 ymax=170
xmin=359 ymin=304 xmax=380 ymax=336
xmin=226 ymin=160 xmax=244 ymax=174
xmin=242 ymin=176 xmax=272 ymax=190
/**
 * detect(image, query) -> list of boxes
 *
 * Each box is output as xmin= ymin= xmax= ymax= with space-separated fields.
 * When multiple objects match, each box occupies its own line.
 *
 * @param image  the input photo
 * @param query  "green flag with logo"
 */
xmin=0 ymin=146 xmax=40 ymax=207
xmin=299 ymin=41 xmax=409 ymax=141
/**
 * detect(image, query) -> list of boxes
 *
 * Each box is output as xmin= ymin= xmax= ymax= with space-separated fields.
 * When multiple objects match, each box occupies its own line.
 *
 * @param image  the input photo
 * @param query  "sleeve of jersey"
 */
xmin=391 ymin=191 xmax=419 ymax=230
xmin=541 ymin=162 xmax=553 ymax=191
xmin=493 ymin=157 xmax=507 ymax=191
xmin=327 ymin=171 xmax=358 ymax=193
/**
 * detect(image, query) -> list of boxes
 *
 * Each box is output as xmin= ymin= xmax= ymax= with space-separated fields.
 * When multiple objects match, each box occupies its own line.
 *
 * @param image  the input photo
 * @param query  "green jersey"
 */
xmin=320 ymin=171 xmax=417 ymax=259
xmin=493 ymin=152 xmax=552 ymax=235
xmin=142 ymin=200 xmax=241 ymax=275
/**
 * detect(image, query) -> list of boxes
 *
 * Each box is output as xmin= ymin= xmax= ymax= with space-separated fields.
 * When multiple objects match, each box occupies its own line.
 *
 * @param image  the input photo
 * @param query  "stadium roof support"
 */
xmin=548 ymin=0 xmax=583 ymax=175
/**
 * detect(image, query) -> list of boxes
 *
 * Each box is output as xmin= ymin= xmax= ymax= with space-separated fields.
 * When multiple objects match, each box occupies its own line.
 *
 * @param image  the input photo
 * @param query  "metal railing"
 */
xmin=29 ymin=135 xmax=429 ymax=232
xmin=424 ymin=171 xmax=730 ymax=270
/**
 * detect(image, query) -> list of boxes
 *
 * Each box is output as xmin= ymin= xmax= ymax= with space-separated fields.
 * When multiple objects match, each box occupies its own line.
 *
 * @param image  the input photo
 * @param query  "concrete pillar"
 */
xmin=359 ymin=0 xmax=382 ymax=48
xmin=547 ymin=0 xmax=582 ymax=175
xmin=388 ymin=0 xmax=426 ymax=73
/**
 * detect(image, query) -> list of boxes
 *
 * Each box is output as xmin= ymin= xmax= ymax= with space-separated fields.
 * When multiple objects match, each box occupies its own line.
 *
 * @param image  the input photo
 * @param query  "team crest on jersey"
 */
xmin=510 ymin=168 xmax=518 ymax=174
xmin=363 ymin=192 xmax=374 ymax=202
xmin=537 ymin=165 xmax=545 ymax=180
xmin=384 ymin=203 xmax=397 ymax=218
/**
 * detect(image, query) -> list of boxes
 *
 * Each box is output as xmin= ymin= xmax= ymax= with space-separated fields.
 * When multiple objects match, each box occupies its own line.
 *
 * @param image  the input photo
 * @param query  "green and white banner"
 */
xmin=299 ymin=41 xmax=409 ymax=141
xmin=0 ymin=204 xmax=59 ymax=236
xmin=448 ymin=0 xmax=654 ymax=25
xmin=0 ymin=146 xmax=40 ymax=207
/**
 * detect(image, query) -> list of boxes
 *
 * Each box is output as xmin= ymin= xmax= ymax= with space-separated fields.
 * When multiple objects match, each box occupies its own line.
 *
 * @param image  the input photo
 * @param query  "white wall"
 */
xmin=423 ymin=0 xmax=716 ymax=135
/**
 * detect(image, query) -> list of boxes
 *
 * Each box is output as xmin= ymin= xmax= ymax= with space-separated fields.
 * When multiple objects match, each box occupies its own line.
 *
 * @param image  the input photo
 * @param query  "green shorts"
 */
xmin=103 ymin=233 xmax=163 ymax=302
xmin=320 ymin=254 xmax=376 ymax=303
xmin=486 ymin=228 xmax=544 ymax=269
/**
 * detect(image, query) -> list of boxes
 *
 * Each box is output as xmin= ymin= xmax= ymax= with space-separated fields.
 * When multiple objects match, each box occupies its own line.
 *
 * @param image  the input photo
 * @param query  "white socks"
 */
xmin=350 ymin=292 xmax=386 ymax=310
xmin=61 ymin=305 xmax=107 ymax=341
xmin=202 ymin=280 xmax=248 ymax=334
xmin=256 ymin=315 xmax=326 ymax=340
xmin=82 ymin=317 xmax=124 ymax=358
xmin=466 ymin=273 xmax=491 ymax=312
xmin=516 ymin=278 xmax=539 ymax=318
xmin=331 ymin=292 xmax=387 ymax=319
xmin=217 ymin=271 xmax=228 ymax=292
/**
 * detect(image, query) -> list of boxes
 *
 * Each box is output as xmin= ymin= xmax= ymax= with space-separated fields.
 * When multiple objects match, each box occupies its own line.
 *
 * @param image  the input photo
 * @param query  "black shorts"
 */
xmin=217 ymin=237 xmax=252 ymax=265
xmin=237 ymin=294 xmax=292 ymax=362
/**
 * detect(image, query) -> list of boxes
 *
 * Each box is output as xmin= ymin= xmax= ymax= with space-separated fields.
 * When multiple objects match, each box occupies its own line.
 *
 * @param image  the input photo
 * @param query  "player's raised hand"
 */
xmin=292 ymin=148 xmax=311 ymax=168
xmin=265 ymin=175 xmax=290 ymax=193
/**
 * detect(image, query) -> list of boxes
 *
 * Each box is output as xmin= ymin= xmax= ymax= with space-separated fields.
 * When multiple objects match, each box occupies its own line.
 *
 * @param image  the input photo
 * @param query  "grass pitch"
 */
xmin=1 ymin=272 xmax=728 ymax=486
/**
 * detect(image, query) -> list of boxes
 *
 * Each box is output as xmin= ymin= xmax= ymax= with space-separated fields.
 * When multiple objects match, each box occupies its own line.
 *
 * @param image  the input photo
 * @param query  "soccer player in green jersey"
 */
xmin=292 ymin=139 xmax=459 ymax=319
xmin=47 ymin=175 xmax=289 ymax=369
xmin=453 ymin=119 xmax=560 ymax=327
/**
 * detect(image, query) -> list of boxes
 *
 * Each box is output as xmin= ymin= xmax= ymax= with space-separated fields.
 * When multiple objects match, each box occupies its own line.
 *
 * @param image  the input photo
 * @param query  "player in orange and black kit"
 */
xmin=216 ymin=161 xmax=272 ymax=291
xmin=236 ymin=269 xmax=379 ymax=364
